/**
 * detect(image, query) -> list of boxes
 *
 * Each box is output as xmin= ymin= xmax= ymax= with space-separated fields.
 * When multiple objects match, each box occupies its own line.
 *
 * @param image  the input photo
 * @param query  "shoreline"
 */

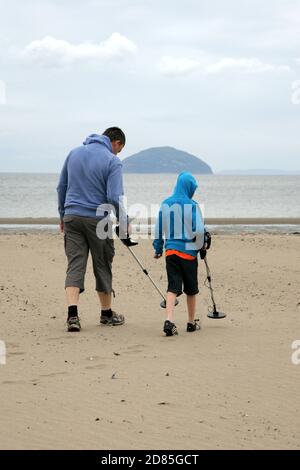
xmin=1 ymin=218 xmax=300 ymax=236
xmin=0 ymin=224 xmax=300 ymax=236
xmin=1 ymin=217 xmax=300 ymax=225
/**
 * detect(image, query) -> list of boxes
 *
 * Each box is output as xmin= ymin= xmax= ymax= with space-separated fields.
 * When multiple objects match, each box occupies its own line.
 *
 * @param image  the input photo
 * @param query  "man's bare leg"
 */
xmin=98 ymin=292 xmax=125 ymax=325
xmin=97 ymin=292 xmax=112 ymax=310
xmin=66 ymin=287 xmax=81 ymax=331
xmin=66 ymin=287 xmax=80 ymax=306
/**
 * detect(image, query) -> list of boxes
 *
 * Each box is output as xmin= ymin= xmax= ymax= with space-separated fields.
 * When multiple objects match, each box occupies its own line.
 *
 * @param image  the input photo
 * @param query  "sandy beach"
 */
xmin=0 ymin=230 xmax=300 ymax=450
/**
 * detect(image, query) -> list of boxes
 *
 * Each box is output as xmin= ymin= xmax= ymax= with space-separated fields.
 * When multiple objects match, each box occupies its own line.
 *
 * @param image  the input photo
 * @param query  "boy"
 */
xmin=153 ymin=172 xmax=205 ymax=336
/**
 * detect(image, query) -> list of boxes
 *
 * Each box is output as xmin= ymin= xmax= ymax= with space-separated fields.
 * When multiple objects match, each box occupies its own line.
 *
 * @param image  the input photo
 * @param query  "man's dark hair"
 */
xmin=103 ymin=127 xmax=126 ymax=145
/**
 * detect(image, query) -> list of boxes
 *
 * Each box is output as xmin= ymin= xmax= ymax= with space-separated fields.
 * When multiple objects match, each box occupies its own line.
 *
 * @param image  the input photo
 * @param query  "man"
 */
xmin=57 ymin=127 xmax=128 ymax=332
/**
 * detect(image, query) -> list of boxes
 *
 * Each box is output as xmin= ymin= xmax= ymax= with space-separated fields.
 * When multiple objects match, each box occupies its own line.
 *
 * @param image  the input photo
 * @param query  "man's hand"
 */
xmin=127 ymin=222 xmax=132 ymax=236
xmin=115 ymin=224 xmax=138 ymax=246
xmin=154 ymin=253 xmax=162 ymax=259
xmin=115 ymin=222 xmax=132 ymax=238
xmin=60 ymin=220 xmax=64 ymax=233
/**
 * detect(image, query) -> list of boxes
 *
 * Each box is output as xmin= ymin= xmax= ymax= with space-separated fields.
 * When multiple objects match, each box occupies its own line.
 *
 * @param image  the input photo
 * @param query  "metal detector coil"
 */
xmin=204 ymin=257 xmax=226 ymax=319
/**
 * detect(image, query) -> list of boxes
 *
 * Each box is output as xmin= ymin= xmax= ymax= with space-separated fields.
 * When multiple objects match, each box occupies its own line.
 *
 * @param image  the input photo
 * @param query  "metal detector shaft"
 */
xmin=204 ymin=256 xmax=217 ymax=311
xmin=127 ymin=246 xmax=166 ymax=301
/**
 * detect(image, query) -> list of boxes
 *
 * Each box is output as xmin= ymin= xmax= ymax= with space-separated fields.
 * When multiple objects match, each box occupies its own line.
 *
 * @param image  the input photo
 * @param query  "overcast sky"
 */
xmin=0 ymin=0 xmax=299 ymax=172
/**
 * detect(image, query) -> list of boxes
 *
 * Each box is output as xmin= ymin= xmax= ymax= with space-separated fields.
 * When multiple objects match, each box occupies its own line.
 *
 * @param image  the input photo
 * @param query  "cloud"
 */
xmin=205 ymin=58 xmax=290 ymax=74
xmin=159 ymin=55 xmax=290 ymax=77
xmin=158 ymin=56 xmax=201 ymax=77
xmin=20 ymin=33 xmax=137 ymax=67
xmin=0 ymin=80 xmax=6 ymax=105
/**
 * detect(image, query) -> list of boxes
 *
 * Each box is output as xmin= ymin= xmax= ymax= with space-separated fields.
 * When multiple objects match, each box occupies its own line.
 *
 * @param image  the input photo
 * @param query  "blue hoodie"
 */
xmin=153 ymin=172 xmax=205 ymax=257
xmin=57 ymin=134 xmax=125 ymax=221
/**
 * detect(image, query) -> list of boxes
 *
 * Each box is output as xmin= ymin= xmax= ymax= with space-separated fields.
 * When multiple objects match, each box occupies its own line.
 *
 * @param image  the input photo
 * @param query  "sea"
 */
xmin=0 ymin=173 xmax=299 ymax=232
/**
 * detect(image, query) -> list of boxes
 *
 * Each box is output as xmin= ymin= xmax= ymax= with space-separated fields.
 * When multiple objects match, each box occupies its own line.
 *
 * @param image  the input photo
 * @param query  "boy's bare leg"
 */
xmin=66 ymin=287 xmax=80 ymax=307
xmin=166 ymin=292 xmax=177 ymax=322
xmin=97 ymin=292 xmax=112 ymax=310
xmin=187 ymin=294 xmax=196 ymax=323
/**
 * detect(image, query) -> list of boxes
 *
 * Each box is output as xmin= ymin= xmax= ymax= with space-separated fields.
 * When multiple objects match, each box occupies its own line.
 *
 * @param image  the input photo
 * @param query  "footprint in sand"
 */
xmin=47 ymin=337 xmax=71 ymax=341
xmin=40 ymin=372 xmax=68 ymax=378
xmin=85 ymin=364 xmax=106 ymax=370
xmin=124 ymin=344 xmax=147 ymax=354
xmin=2 ymin=380 xmax=26 ymax=385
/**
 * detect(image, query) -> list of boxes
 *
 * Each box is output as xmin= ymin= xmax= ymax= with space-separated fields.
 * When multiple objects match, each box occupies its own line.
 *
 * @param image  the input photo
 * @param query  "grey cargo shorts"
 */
xmin=63 ymin=215 xmax=115 ymax=293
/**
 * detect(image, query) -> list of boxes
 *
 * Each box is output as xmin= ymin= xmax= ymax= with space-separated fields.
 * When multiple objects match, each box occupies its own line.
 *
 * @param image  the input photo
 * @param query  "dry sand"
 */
xmin=0 ymin=231 xmax=300 ymax=450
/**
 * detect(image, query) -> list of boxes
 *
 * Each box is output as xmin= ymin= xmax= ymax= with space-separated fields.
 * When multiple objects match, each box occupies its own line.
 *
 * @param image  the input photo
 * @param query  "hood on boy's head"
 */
xmin=173 ymin=172 xmax=198 ymax=198
xmin=83 ymin=134 xmax=111 ymax=146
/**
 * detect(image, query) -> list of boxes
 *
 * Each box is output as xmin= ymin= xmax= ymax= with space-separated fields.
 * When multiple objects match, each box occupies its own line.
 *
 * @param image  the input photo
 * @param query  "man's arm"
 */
xmin=56 ymin=155 xmax=69 ymax=231
xmin=153 ymin=207 xmax=164 ymax=257
xmin=106 ymin=158 xmax=128 ymax=235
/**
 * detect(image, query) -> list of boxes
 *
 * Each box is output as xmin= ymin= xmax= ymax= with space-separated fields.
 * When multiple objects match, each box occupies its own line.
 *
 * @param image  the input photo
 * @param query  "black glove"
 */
xmin=204 ymin=230 xmax=211 ymax=250
xmin=200 ymin=230 xmax=211 ymax=259
xmin=115 ymin=225 xmax=138 ymax=247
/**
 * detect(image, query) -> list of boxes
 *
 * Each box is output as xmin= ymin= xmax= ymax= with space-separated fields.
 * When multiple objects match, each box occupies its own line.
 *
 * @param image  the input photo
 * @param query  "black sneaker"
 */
xmin=187 ymin=319 xmax=200 ymax=332
xmin=67 ymin=316 xmax=81 ymax=332
xmin=163 ymin=320 xmax=178 ymax=336
xmin=100 ymin=311 xmax=125 ymax=326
